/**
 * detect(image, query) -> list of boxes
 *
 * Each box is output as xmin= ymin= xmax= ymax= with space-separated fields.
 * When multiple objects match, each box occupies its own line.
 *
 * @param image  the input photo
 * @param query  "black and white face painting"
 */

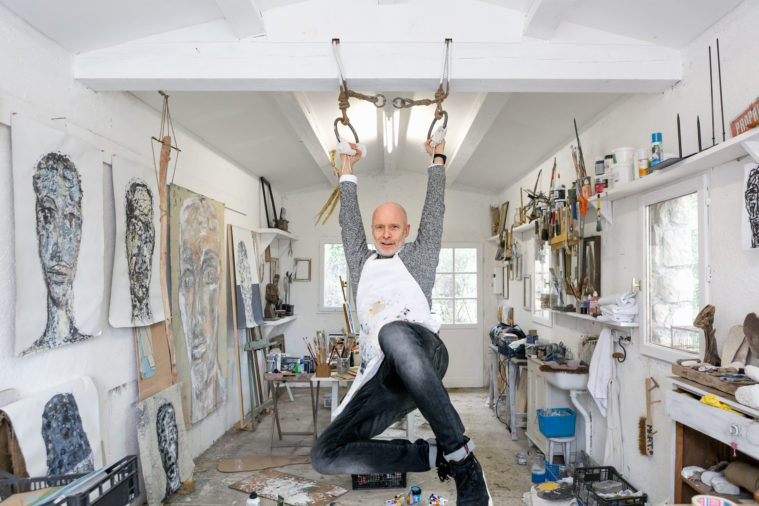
xmin=125 ymin=179 xmax=155 ymax=322
xmin=178 ymin=196 xmax=222 ymax=418
xmin=156 ymin=403 xmax=181 ymax=497
xmin=746 ymin=167 xmax=759 ymax=248
xmin=236 ymin=240 xmax=255 ymax=325
xmin=25 ymin=153 xmax=89 ymax=355
xmin=41 ymin=393 xmax=94 ymax=475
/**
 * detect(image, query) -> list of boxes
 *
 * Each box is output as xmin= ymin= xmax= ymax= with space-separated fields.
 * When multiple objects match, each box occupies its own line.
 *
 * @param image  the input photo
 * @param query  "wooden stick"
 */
xmin=227 ymin=225 xmax=246 ymax=429
xmin=158 ymin=135 xmax=178 ymax=383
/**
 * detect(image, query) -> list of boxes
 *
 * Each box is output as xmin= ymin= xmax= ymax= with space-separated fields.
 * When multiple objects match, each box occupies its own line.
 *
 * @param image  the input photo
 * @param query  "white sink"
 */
xmin=543 ymin=370 xmax=589 ymax=390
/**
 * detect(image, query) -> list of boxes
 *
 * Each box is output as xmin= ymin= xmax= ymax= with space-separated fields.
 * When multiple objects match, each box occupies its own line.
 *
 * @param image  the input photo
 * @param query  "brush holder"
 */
xmin=315 ymin=364 xmax=331 ymax=378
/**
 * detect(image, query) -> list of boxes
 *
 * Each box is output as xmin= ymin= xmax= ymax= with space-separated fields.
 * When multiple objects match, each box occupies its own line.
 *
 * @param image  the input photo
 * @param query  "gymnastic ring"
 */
xmin=373 ymin=94 xmax=387 ymax=108
xmin=427 ymin=110 xmax=448 ymax=140
xmin=334 ymin=117 xmax=359 ymax=143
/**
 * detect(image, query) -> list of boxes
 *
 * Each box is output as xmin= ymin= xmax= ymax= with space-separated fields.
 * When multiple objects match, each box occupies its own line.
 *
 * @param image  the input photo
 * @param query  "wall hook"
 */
xmin=612 ymin=335 xmax=631 ymax=363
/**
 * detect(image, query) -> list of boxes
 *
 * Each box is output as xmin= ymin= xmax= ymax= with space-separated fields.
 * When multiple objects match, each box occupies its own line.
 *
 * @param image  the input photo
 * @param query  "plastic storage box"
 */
xmin=573 ymin=466 xmax=647 ymax=506
xmin=537 ymin=408 xmax=576 ymax=437
xmin=0 ymin=455 xmax=139 ymax=505
xmin=351 ymin=472 xmax=406 ymax=490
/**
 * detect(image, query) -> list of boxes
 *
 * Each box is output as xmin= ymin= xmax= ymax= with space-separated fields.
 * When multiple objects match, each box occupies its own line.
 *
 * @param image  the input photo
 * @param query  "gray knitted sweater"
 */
xmin=339 ymin=165 xmax=446 ymax=306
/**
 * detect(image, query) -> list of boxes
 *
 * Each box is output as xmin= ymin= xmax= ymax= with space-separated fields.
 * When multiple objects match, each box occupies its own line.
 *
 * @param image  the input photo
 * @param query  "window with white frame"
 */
xmin=321 ymin=242 xmax=348 ymax=311
xmin=643 ymin=176 xmax=708 ymax=357
xmin=431 ymin=247 xmax=478 ymax=325
xmin=533 ymin=241 xmax=553 ymax=326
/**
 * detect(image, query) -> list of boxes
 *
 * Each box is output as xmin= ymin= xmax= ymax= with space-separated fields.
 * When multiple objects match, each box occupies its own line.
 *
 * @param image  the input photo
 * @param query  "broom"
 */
xmin=638 ymin=377 xmax=660 ymax=456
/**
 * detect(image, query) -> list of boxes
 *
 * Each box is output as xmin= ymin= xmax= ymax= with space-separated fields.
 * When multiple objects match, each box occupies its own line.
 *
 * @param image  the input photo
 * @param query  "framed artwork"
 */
xmin=294 ymin=258 xmax=311 ymax=281
xmin=269 ymin=257 xmax=279 ymax=284
xmin=230 ymin=226 xmax=264 ymax=328
xmin=523 ymin=275 xmax=532 ymax=312
xmin=260 ymin=177 xmax=278 ymax=229
xmin=743 ymin=163 xmax=759 ymax=249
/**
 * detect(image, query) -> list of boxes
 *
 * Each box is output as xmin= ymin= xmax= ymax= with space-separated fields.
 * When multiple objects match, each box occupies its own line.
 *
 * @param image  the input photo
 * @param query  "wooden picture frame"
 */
xmin=260 ymin=176 xmax=278 ymax=228
xmin=294 ymin=258 xmax=311 ymax=281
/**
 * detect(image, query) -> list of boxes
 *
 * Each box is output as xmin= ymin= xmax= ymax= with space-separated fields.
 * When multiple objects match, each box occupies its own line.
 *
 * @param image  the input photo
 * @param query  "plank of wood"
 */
xmin=671 ymin=363 xmax=756 ymax=395
xmin=229 ymin=469 xmax=347 ymax=506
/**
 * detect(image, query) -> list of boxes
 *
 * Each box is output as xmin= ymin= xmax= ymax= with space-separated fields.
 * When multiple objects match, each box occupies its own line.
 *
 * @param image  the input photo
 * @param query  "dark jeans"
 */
xmin=311 ymin=320 xmax=467 ymax=474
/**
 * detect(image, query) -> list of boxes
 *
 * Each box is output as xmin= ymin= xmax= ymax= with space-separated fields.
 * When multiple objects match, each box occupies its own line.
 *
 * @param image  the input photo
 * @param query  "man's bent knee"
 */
xmin=378 ymin=321 xmax=421 ymax=356
xmin=310 ymin=440 xmax=336 ymax=475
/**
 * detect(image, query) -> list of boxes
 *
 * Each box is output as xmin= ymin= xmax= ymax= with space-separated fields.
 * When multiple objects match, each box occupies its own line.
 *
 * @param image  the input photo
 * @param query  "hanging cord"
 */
xmin=332 ymin=39 xmax=386 ymax=137
xmin=391 ymin=39 xmax=451 ymax=125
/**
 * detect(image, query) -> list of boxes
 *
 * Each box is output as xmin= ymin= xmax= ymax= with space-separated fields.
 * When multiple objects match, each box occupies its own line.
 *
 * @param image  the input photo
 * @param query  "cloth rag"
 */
xmin=711 ymin=476 xmax=740 ymax=495
xmin=337 ymin=139 xmax=367 ymax=159
xmin=735 ymin=384 xmax=759 ymax=409
xmin=588 ymin=327 xmax=612 ymax=416
xmin=429 ymin=126 xmax=447 ymax=148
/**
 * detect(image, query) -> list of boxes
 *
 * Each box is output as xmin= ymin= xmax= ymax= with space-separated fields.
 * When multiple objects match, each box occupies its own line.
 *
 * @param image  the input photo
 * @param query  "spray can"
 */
xmin=246 ymin=491 xmax=260 ymax=506
xmin=651 ymin=132 xmax=663 ymax=166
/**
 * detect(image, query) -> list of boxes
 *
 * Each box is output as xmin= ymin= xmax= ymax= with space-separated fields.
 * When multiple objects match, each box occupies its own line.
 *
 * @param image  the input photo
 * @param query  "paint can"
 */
xmin=246 ymin=492 xmax=260 ymax=506
xmin=407 ymin=486 xmax=422 ymax=504
xmin=636 ymin=148 xmax=650 ymax=177
xmin=594 ymin=178 xmax=608 ymax=194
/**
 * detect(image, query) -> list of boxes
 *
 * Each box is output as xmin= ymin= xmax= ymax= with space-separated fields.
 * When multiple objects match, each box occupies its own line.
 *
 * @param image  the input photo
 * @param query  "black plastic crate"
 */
xmin=0 ymin=455 xmax=139 ymax=505
xmin=573 ymin=466 xmax=647 ymax=506
xmin=351 ymin=472 xmax=406 ymax=490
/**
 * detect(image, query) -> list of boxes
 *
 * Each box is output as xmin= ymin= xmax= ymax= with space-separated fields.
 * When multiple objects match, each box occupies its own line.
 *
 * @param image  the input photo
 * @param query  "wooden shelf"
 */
xmin=597 ymin=127 xmax=759 ymax=203
xmin=487 ymin=234 xmax=499 ymax=243
xmin=488 ymin=222 xmax=536 ymax=243
xmin=550 ymin=309 xmax=639 ymax=328
xmin=681 ymin=475 xmax=754 ymax=503
xmin=263 ymin=315 xmax=297 ymax=328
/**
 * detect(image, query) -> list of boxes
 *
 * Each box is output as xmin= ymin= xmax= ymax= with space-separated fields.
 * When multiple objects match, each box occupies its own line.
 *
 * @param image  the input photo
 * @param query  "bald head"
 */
xmin=371 ymin=202 xmax=410 ymax=256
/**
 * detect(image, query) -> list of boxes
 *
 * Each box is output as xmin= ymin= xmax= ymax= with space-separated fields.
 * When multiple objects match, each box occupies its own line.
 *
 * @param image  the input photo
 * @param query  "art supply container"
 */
xmin=636 ymin=148 xmax=650 ymax=177
xmin=407 ymin=486 xmax=421 ymax=504
xmin=246 ymin=491 xmax=260 ymax=506
xmin=316 ymin=363 xmax=331 ymax=377
xmin=516 ymin=452 xmax=528 ymax=465
xmin=594 ymin=159 xmax=605 ymax=176
xmin=337 ymin=357 xmax=350 ymax=374
xmin=604 ymin=154 xmax=613 ymax=172
xmin=594 ymin=178 xmax=608 ymax=194
xmin=531 ymin=452 xmax=546 ymax=483
xmin=651 ymin=132 xmax=663 ymax=165
xmin=612 ymin=147 xmax=634 ymax=186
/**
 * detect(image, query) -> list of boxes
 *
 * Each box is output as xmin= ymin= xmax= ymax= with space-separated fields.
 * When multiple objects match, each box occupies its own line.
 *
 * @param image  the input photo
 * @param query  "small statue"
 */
xmin=265 ymin=273 xmax=281 ymax=319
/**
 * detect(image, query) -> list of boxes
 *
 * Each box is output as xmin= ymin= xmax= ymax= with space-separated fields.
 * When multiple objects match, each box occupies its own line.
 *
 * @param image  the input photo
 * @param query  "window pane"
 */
xmin=455 ymin=273 xmax=477 ymax=298
xmin=432 ymin=273 xmax=454 ymax=298
xmin=455 ymin=299 xmax=477 ymax=324
xmin=323 ymin=243 xmax=348 ymax=308
xmin=454 ymin=248 xmax=477 ymax=272
xmin=438 ymin=248 xmax=453 ymax=272
xmin=432 ymin=299 xmax=453 ymax=324
xmin=647 ymin=193 xmax=700 ymax=351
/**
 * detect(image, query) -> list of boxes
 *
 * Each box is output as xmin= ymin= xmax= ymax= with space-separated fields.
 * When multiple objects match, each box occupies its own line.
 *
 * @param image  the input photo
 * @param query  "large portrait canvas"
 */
xmin=169 ymin=185 xmax=227 ymax=425
xmin=231 ymin=226 xmax=264 ymax=328
xmin=137 ymin=383 xmax=194 ymax=506
xmin=0 ymin=377 xmax=101 ymax=477
xmin=11 ymin=115 xmax=104 ymax=356
xmin=109 ymin=156 xmax=165 ymax=327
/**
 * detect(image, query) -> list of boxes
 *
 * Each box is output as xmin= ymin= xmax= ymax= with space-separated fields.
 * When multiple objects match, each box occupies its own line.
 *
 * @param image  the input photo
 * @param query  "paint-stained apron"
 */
xmin=333 ymin=253 xmax=440 ymax=418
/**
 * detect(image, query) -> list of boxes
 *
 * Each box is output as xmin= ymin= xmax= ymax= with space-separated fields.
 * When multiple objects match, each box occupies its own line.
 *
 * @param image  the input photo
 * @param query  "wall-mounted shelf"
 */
xmin=550 ymin=309 xmax=638 ymax=329
xmin=256 ymin=228 xmax=298 ymax=251
xmin=263 ymin=315 xmax=297 ymax=328
xmin=487 ymin=221 xmax=536 ymax=243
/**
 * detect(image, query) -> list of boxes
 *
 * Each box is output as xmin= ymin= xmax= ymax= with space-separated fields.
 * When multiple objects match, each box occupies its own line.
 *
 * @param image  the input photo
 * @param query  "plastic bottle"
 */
xmin=651 ymin=132 xmax=663 ymax=167
xmin=636 ymin=148 xmax=650 ymax=177
xmin=246 ymin=491 xmax=260 ymax=506
xmin=530 ymin=452 xmax=546 ymax=483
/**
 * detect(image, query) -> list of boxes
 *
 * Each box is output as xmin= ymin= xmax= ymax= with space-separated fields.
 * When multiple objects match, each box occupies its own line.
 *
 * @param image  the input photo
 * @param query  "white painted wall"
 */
xmin=488 ymin=1 xmax=759 ymax=502
xmin=282 ymin=170 xmax=493 ymax=387
xmin=0 ymin=4 xmax=269 ymax=468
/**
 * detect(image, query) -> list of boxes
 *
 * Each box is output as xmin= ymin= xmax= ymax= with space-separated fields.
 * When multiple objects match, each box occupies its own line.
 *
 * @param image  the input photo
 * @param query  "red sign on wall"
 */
xmin=731 ymin=97 xmax=759 ymax=137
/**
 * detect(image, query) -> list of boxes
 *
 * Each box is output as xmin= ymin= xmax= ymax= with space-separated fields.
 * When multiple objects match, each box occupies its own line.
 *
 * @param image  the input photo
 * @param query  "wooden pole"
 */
xmin=158 ymin=136 xmax=178 ymax=382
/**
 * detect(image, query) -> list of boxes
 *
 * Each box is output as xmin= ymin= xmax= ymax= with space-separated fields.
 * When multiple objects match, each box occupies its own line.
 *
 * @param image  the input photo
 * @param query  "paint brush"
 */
xmin=717 ymin=38 xmax=726 ymax=142
xmin=677 ymin=114 xmax=682 ymax=158
xmin=303 ymin=337 xmax=317 ymax=363
xmin=697 ymin=116 xmax=702 ymax=151
xmin=709 ymin=46 xmax=715 ymax=146
xmin=574 ymin=119 xmax=587 ymax=178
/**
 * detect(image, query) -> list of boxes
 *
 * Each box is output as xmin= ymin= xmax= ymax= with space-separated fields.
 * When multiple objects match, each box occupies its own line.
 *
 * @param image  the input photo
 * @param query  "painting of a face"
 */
xmin=179 ymin=196 xmax=221 ymax=418
xmin=156 ymin=403 xmax=181 ymax=497
xmin=746 ymin=167 xmax=759 ymax=248
xmin=125 ymin=180 xmax=155 ymax=321
xmin=41 ymin=393 xmax=94 ymax=475
xmin=236 ymin=241 xmax=255 ymax=325
xmin=34 ymin=153 xmax=82 ymax=309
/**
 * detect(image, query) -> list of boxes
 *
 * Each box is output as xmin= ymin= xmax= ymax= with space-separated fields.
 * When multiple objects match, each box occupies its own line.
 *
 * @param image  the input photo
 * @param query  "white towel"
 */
xmin=337 ymin=139 xmax=367 ymax=159
xmin=588 ymin=327 xmax=612 ymax=416
xmin=603 ymin=360 xmax=623 ymax=469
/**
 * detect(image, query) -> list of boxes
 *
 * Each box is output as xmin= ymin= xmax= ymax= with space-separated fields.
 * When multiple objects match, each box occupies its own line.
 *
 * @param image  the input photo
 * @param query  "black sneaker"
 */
xmin=433 ymin=440 xmax=452 ymax=482
xmin=448 ymin=452 xmax=492 ymax=506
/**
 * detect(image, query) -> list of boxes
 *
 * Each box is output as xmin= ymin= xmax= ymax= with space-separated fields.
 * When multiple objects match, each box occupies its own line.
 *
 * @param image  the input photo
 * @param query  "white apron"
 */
xmin=333 ymin=253 xmax=440 ymax=418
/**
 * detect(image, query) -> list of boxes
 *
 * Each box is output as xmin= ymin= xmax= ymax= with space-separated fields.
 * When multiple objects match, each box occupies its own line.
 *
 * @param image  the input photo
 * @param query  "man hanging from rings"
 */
xmin=310 ymin=126 xmax=492 ymax=505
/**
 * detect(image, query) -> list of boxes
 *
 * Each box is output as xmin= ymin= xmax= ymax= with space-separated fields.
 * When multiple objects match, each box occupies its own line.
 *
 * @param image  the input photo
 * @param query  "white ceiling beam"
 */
xmin=214 ymin=0 xmax=266 ymax=39
xmin=271 ymin=92 xmax=334 ymax=186
xmin=446 ymin=93 xmax=511 ymax=188
xmin=74 ymin=40 xmax=681 ymax=93
xmin=523 ymin=0 xmax=576 ymax=40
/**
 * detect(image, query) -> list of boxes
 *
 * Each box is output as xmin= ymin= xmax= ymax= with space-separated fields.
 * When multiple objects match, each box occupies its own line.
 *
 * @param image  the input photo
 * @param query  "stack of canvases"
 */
xmin=0 ymin=115 xmax=265 ymax=505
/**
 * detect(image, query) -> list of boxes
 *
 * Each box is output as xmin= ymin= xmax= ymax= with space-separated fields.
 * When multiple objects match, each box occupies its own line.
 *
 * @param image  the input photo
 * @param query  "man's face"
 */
xmin=156 ymin=404 xmax=179 ymax=485
xmin=178 ymin=198 xmax=221 ymax=389
xmin=34 ymin=154 xmax=82 ymax=309
xmin=126 ymin=183 xmax=155 ymax=308
xmin=372 ymin=202 xmax=410 ymax=256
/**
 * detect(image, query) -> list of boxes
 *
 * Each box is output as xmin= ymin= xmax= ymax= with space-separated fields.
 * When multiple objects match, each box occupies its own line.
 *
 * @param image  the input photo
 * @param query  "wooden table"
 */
xmin=263 ymin=372 xmax=317 ymax=448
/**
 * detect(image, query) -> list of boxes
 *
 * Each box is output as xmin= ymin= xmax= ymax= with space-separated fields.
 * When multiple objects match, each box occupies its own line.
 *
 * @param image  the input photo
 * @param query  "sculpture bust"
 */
xmin=264 ymin=273 xmax=281 ymax=319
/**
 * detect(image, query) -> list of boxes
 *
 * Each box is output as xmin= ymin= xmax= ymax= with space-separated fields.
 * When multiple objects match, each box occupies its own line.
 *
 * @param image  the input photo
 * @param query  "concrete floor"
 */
xmin=166 ymin=387 xmax=533 ymax=505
